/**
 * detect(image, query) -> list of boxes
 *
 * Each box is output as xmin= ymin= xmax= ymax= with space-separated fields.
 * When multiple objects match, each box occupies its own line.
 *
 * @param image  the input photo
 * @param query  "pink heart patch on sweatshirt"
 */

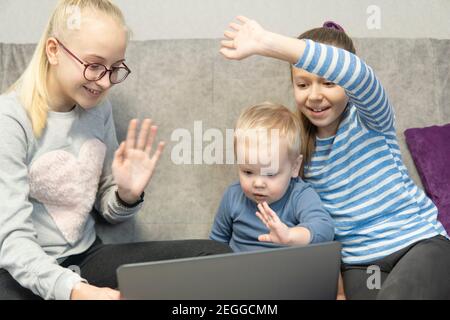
xmin=29 ymin=139 xmax=107 ymax=245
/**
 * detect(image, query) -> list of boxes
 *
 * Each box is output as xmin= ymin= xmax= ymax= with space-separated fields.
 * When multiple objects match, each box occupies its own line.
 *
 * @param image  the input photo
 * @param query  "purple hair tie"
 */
xmin=322 ymin=21 xmax=345 ymax=32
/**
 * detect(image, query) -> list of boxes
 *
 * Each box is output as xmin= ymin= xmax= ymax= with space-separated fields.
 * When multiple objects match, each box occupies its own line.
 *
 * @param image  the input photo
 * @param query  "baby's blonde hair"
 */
xmin=8 ymin=0 xmax=130 ymax=137
xmin=235 ymin=102 xmax=302 ymax=161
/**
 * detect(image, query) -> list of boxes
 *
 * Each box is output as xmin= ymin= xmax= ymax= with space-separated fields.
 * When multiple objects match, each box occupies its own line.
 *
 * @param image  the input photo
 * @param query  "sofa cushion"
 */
xmin=405 ymin=123 xmax=450 ymax=234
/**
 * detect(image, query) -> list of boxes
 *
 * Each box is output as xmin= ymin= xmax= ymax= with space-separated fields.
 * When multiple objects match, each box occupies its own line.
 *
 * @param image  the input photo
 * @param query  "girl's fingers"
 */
xmin=126 ymin=119 xmax=138 ymax=150
xmin=219 ymin=48 xmax=240 ymax=60
xmin=236 ymin=16 xmax=250 ymax=24
xmin=145 ymin=125 xmax=157 ymax=155
xmin=219 ymin=48 xmax=230 ymax=58
xmin=137 ymin=119 xmax=152 ymax=151
xmin=151 ymin=141 xmax=165 ymax=164
xmin=114 ymin=142 xmax=126 ymax=165
xmin=224 ymin=30 xmax=236 ymax=40
xmin=229 ymin=22 xmax=242 ymax=31
xmin=221 ymin=39 xmax=235 ymax=49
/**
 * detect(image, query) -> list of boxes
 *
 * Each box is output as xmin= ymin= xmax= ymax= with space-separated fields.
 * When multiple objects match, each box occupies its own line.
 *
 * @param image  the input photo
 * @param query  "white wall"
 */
xmin=0 ymin=0 xmax=449 ymax=43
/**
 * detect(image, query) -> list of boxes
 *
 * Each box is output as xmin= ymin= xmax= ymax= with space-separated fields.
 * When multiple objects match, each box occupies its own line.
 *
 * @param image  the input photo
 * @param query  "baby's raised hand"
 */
xmin=256 ymin=202 xmax=291 ymax=244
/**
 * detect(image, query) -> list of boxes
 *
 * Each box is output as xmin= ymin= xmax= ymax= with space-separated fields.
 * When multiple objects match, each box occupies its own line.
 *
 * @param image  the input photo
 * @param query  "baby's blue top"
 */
xmin=210 ymin=177 xmax=335 ymax=252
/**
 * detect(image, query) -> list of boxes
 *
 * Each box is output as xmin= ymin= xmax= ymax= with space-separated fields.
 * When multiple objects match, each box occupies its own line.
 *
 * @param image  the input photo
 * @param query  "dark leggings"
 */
xmin=0 ymin=238 xmax=232 ymax=300
xmin=341 ymin=235 xmax=450 ymax=300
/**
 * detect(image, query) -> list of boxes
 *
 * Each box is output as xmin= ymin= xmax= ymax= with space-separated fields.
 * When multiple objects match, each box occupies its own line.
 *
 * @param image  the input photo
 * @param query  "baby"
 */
xmin=210 ymin=102 xmax=334 ymax=252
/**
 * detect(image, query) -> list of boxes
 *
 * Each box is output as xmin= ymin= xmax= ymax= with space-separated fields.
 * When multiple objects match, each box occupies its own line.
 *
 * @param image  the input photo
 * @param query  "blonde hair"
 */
xmin=8 ymin=0 xmax=130 ymax=137
xmin=235 ymin=102 xmax=302 ymax=161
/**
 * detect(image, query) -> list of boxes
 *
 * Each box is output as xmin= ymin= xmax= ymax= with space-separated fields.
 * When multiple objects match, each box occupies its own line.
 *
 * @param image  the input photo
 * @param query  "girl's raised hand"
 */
xmin=256 ymin=202 xmax=291 ymax=244
xmin=112 ymin=119 xmax=165 ymax=204
xmin=220 ymin=16 xmax=267 ymax=60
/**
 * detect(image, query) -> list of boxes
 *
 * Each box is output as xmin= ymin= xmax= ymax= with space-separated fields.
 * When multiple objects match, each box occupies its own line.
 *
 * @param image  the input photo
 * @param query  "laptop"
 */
xmin=117 ymin=241 xmax=341 ymax=300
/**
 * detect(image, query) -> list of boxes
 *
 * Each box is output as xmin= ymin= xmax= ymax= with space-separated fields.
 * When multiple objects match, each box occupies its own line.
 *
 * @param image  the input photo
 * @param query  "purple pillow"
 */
xmin=405 ymin=123 xmax=450 ymax=234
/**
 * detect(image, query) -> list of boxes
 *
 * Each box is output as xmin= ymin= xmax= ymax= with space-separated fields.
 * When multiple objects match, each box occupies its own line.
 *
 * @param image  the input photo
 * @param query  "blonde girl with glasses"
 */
xmin=0 ymin=0 xmax=230 ymax=300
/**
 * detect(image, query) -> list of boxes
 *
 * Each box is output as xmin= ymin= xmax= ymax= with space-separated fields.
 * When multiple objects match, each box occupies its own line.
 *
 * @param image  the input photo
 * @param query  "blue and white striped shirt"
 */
xmin=295 ymin=39 xmax=448 ymax=264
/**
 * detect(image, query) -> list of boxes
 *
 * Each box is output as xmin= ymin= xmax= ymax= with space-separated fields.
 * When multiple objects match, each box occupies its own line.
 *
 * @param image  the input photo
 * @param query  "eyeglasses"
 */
xmin=55 ymin=38 xmax=131 ymax=84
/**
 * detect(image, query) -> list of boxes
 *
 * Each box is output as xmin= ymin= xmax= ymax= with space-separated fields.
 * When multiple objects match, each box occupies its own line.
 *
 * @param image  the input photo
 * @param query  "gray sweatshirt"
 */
xmin=0 ymin=91 xmax=142 ymax=300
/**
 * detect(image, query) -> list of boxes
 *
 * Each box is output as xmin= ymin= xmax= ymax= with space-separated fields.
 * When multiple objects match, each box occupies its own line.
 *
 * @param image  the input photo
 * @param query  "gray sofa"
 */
xmin=1 ymin=38 xmax=449 ymax=244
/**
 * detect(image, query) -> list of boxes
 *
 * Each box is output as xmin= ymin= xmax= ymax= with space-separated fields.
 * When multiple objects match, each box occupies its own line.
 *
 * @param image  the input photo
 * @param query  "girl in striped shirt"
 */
xmin=220 ymin=16 xmax=450 ymax=299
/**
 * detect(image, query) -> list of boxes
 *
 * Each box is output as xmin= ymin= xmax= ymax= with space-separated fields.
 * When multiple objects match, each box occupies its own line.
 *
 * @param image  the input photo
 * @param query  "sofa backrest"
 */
xmin=1 ymin=39 xmax=449 ymax=243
